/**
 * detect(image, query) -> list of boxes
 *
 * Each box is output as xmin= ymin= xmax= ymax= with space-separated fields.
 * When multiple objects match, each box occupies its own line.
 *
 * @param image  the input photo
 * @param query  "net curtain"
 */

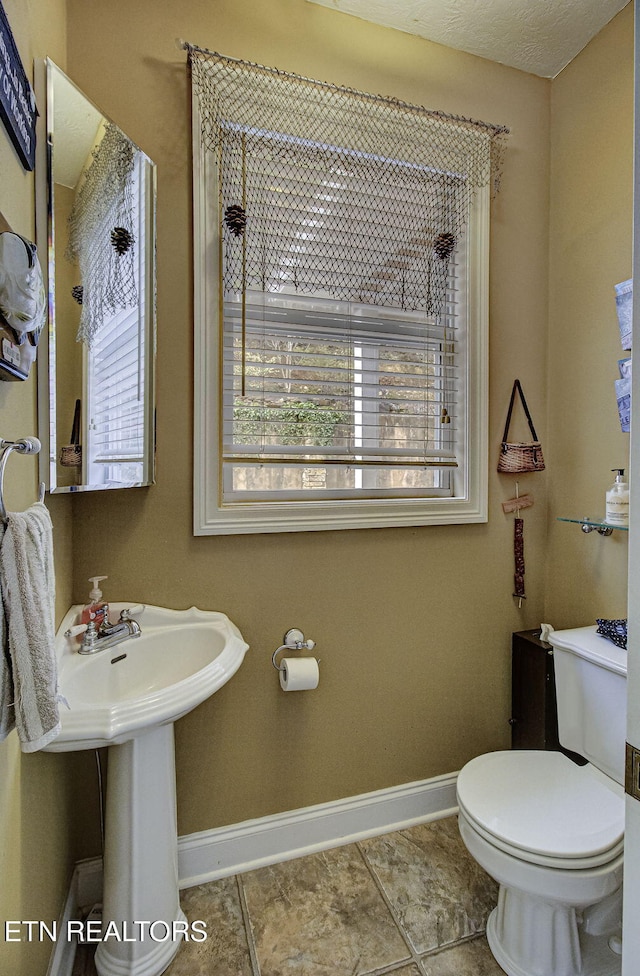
xmin=188 ymin=46 xmax=509 ymax=318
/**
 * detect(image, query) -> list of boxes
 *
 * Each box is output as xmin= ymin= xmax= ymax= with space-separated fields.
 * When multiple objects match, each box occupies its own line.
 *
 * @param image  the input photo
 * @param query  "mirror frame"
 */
xmin=35 ymin=58 xmax=157 ymax=493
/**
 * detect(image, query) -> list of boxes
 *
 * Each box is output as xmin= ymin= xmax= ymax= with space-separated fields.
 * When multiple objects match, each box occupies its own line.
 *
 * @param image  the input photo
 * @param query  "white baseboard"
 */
xmin=48 ymin=772 xmax=458 ymax=974
xmin=178 ymin=772 xmax=458 ymax=888
xmin=46 ymin=858 xmax=102 ymax=976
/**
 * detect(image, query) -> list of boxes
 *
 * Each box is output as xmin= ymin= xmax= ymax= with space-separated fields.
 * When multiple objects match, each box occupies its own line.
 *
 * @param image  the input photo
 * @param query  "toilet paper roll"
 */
xmin=279 ymin=657 xmax=320 ymax=691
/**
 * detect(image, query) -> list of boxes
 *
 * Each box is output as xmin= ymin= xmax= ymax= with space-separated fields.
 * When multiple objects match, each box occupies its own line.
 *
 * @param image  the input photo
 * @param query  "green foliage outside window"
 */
xmin=234 ymin=399 xmax=347 ymax=446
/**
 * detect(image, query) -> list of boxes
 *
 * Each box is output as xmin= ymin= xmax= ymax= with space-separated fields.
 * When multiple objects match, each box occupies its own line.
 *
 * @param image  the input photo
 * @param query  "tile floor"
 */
xmin=73 ymin=815 xmax=504 ymax=976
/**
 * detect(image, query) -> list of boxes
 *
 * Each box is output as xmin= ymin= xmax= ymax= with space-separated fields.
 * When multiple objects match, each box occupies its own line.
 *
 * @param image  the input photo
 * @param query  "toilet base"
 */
xmin=486 ymin=886 xmax=622 ymax=976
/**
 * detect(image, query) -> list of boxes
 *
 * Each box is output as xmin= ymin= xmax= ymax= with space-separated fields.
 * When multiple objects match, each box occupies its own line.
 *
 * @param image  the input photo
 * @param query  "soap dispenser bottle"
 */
xmin=605 ymin=469 xmax=630 ymax=526
xmin=81 ymin=576 xmax=109 ymax=630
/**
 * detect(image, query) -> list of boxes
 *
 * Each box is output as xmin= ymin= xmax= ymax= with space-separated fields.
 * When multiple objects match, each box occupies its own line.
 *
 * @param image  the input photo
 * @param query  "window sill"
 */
xmin=193 ymin=493 xmax=488 ymax=535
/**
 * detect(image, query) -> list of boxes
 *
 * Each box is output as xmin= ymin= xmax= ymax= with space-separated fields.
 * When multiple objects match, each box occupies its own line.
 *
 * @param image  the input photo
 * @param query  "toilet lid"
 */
xmin=457 ymin=751 xmax=624 ymax=864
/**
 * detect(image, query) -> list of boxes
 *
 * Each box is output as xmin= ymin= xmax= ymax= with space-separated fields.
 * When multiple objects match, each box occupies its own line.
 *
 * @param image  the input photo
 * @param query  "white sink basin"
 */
xmin=47 ymin=603 xmax=249 ymax=751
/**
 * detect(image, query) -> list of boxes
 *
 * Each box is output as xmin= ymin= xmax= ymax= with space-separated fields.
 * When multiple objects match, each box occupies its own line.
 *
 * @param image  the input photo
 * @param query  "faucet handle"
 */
xmin=77 ymin=620 xmax=99 ymax=654
xmin=65 ymin=623 xmax=88 ymax=639
xmin=120 ymin=604 xmax=145 ymax=622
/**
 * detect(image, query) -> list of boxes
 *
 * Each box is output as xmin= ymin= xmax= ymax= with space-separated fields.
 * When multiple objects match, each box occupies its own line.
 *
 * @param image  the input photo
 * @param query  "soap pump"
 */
xmin=605 ymin=469 xmax=629 ymax=527
xmin=81 ymin=576 xmax=109 ymax=630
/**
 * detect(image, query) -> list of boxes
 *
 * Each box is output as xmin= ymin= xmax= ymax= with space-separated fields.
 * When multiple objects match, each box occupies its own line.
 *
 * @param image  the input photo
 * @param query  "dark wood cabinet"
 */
xmin=510 ymin=629 xmax=586 ymax=764
xmin=510 ymin=629 xmax=560 ymax=751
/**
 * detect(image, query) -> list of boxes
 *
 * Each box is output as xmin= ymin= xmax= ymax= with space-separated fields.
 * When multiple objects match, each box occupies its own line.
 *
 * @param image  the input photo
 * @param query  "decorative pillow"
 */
xmin=596 ymin=618 xmax=627 ymax=650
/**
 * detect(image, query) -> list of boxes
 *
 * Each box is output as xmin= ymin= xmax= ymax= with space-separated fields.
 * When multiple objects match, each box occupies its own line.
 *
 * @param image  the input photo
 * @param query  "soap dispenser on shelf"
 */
xmin=605 ymin=469 xmax=629 ymax=527
xmin=81 ymin=576 xmax=109 ymax=630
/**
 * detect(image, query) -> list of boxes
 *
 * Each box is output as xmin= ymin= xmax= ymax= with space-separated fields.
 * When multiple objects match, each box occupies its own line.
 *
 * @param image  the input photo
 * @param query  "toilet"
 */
xmin=457 ymin=626 xmax=627 ymax=976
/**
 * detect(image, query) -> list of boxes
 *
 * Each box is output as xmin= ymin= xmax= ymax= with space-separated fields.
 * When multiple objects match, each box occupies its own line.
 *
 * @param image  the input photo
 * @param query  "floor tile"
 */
xmin=70 ymin=816 xmax=500 ymax=976
xmin=420 ymin=936 xmax=505 ymax=975
xmin=164 ymin=876 xmax=254 ymax=976
xmin=72 ymin=876 xmax=255 ymax=976
xmin=360 ymin=817 xmax=498 ymax=954
xmin=241 ymin=844 xmax=411 ymax=976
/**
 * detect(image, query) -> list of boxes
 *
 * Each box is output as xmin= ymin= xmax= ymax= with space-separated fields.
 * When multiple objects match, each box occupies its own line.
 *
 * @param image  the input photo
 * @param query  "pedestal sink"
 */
xmin=45 ymin=604 xmax=249 ymax=976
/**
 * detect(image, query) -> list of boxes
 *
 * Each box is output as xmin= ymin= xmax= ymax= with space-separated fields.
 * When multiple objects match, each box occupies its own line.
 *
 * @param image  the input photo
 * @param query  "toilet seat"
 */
xmin=456 ymin=751 xmax=624 ymax=869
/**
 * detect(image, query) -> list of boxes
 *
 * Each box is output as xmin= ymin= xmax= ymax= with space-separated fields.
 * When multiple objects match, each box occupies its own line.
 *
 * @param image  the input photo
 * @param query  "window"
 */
xmin=85 ymin=304 xmax=146 ymax=487
xmin=83 ymin=154 xmax=154 ymax=488
xmin=223 ymin=286 xmax=460 ymax=500
xmin=191 ymin=51 xmax=497 ymax=534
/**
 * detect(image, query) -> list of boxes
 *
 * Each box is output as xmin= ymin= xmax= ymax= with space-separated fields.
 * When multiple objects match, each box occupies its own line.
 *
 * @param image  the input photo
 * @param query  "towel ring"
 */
xmin=0 ymin=436 xmax=44 ymax=523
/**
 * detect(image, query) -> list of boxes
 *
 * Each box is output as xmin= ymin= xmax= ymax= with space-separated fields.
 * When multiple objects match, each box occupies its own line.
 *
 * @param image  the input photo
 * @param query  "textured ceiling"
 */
xmin=306 ymin=0 xmax=630 ymax=77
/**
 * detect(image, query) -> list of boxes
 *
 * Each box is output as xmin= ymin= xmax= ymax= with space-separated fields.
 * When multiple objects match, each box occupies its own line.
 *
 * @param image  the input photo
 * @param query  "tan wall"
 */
xmin=0 ymin=3 xmax=633 ymax=974
xmin=545 ymin=4 xmax=633 ymax=623
xmin=66 ymin=0 xmax=551 ymax=836
xmin=0 ymin=5 xmax=99 ymax=976
xmin=0 ymin=7 xmax=72 ymax=606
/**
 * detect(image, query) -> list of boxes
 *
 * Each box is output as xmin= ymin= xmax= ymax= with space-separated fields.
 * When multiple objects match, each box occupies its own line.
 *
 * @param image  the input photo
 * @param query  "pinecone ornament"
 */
xmin=224 ymin=204 xmax=247 ymax=237
xmin=433 ymin=232 xmax=456 ymax=261
xmin=110 ymin=226 xmax=135 ymax=255
xmin=71 ymin=285 xmax=84 ymax=305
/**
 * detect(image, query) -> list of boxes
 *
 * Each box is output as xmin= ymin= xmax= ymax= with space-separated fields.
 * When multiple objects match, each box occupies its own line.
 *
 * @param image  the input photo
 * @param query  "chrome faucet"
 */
xmin=67 ymin=606 xmax=144 ymax=654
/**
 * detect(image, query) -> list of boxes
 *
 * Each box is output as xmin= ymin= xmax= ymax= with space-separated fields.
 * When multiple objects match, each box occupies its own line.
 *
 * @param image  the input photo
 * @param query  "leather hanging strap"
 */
xmin=70 ymin=399 xmax=81 ymax=446
xmin=502 ymin=379 xmax=539 ymax=443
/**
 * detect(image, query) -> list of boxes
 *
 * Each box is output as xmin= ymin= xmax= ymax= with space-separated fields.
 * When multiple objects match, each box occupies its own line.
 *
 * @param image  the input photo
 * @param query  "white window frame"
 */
xmin=193 ymin=112 xmax=489 ymax=536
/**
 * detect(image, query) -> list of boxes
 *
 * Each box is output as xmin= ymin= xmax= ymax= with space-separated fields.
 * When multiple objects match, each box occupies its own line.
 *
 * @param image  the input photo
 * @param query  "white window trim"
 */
xmin=193 ymin=108 xmax=489 ymax=536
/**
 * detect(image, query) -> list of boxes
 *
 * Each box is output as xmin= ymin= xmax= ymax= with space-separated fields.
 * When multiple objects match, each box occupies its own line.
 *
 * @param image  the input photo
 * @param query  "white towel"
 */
xmin=0 ymin=502 xmax=61 ymax=752
xmin=0 ymin=521 xmax=13 ymax=740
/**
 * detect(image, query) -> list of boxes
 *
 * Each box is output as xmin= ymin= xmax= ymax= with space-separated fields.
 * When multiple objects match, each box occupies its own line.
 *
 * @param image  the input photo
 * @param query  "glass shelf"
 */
xmin=557 ymin=516 xmax=628 ymax=536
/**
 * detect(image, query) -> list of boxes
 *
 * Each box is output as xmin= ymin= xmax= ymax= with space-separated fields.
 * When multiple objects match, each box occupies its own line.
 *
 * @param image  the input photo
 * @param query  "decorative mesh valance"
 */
xmin=188 ymin=46 xmax=509 ymax=317
xmin=66 ymin=121 xmax=138 ymax=347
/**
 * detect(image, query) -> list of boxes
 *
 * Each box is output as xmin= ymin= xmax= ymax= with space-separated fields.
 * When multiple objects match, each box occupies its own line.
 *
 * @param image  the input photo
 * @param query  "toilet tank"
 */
xmin=549 ymin=626 xmax=627 ymax=785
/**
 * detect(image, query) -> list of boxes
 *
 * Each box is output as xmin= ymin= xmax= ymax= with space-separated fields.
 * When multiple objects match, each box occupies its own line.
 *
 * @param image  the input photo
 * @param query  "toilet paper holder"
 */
xmin=272 ymin=628 xmax=318 ymax=671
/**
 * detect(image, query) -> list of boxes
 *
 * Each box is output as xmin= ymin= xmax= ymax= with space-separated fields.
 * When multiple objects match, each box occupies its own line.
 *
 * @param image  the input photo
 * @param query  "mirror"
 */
xmin=36 ymin=59 xmax=156 ymax=492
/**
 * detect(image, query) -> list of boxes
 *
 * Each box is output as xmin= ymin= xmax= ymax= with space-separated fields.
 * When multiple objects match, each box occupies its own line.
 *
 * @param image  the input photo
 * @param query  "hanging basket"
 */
xmin=59 ymin=398 xmax=82 ymax=468
xmin=497 ymin=441 xmax=545 ymax=474
xmin=59 ymin=444 xmax=82 ymax=468
xmin=497 ymin=380 xmax=545 ymax=474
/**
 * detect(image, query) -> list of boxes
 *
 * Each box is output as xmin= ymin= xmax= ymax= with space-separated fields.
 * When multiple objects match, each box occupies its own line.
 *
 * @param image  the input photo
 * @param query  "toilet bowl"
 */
xmin=457 ymin=750 xmax=624 ymax=976
xmin=456 ymin=627 xmax=627 ymax=976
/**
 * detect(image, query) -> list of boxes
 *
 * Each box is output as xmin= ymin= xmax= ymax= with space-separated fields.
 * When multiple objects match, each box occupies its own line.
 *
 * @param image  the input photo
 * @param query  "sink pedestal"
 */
xmin=95 ymin=724 xmax=186 ymax=976
xmin=46 ymin=605 xmax=250 ymax=974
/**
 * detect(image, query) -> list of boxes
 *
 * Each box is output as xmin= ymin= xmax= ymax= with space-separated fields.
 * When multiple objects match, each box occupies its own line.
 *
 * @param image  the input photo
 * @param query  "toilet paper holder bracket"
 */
xmin=272 ymin=628 xmax=318 ymax=671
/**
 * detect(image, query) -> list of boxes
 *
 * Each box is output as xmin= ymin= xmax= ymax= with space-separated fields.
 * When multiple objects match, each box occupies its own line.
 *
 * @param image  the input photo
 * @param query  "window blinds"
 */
xmin=188 ymin=47 xmax=505 ymax=502
xmin=222 ymin=286 xmax=461 ymax=480
xmin=88 ymin=303 xmax=145 ymax=470
xmin=218 ymin=133 xmax=465 ymax=490
xmin=85 ymin=155 xmax=148 ymax=484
